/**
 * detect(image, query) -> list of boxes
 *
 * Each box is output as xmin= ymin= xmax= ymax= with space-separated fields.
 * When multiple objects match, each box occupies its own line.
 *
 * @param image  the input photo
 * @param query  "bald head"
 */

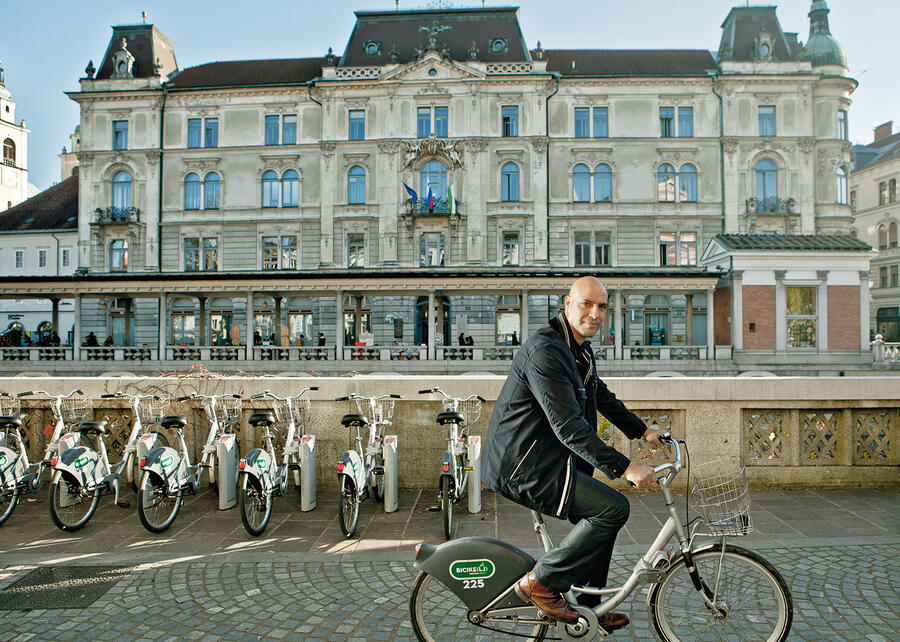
xmin=564 ymin=277 xmax=608 ymax=344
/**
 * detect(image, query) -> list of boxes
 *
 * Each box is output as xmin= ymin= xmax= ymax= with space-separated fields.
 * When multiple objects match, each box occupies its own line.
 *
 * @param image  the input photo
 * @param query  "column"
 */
xmin=335 ymin=291 xmax=344 ymax=359
xmin=197 ymin=296 xmax=207 ymax=346
xmin=427 ymin=290 xmax=435 ymax=360
xmin=732 ymin=271 xmax=743 ymax=351
xmin=817 ymin=271 xmax=828 ymax=350
xmin=51 ymin=298 xmax=60 ymax=336
xmin=859 ymin=271 xmax=870 ymax=349
xmin=157 ymin=293 xmax=166 ymax=357
xmin=520 ymin=289 xmax=529 ymax=341
xmin=124 ymin=298 xmax=132 ymax=346
xmin=685 ymin=294 xmax=693 ymax=345
xmin=274 ymin=296 xmax=283 ymax=346
xmin=706 ymin=288 xmax=715 ymax=359
xmin=614 ymin=290 xmax=623 ymax=360
xmin=73 ymin=294 xmax=82 ymax=359
xmin=246 ymin=291 xmax=255 ymax=359
xmin=775 ymin=271 xmax=786 ymax=351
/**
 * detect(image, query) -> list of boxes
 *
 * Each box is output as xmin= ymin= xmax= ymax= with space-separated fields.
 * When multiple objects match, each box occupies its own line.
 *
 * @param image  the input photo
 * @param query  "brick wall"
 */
xmin=828 ymin=285 xmax=860 ymax=349
xmin=714 ymin=285 xmax=731 ymax=345
xmin=743 ymin=285 xmax=776 ymax=349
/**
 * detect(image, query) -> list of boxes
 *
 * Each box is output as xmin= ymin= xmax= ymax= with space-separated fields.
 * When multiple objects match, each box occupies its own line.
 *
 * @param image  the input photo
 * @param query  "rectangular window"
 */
xmin=204 ymin=118 xmax=218 ymax=148
xmin=502 ymin=105 xmax=519 ymax=137
xmin=261 ymin=236 xmax=279 ymax=270
xmin=348 ymin=110 xmax=365 ymax=141
xmin=347 ymin=233 xmax=365 ymax=268
xmin=419 ymin=232 xmax=445 ymax=267
xmin=574 ymin=107 xmax=590 ymax=138
xmin=850 ymin=190 xmax=856 ymax=212
xmin=574 ymin=231 xmax=592 ymax=267
xmin=786 ymin=286 xmax=817 ymax=348
xmin=594 ymin=232 xmax=611 ymax=266
xmin=678 ymin=232 xmax=697 ymax=266
xmin=185 ymin=238 xmax=218 ymax=271
xmin=658 ymin=231 xmax=697 ymax=266
xmin=258 ymin=235 xmax=294 ymax=269
xmin=203 ymin=238 xmax=218 ymax=271
xmin=184 ymin=238 xmax=200 ymax=271
xmin=879 ymin=181 xmax=888 ymax=205
xmin=880 ymin=267 xmax=888 ymax=288
xmin=112 ymin=120 xmax=128 ymax=150
xmin=171 ymin=312 xmax=196 ymax=345
xmin=265 ymin=115 xmax=279 ymax=145
xmin=891 ymin=265 xmax=899 ymax=288
xmin=837 ymin=109 xmax=848 ymax=140
xmin=890 ymin=178 xmax=897 ymax=203
xmin=678 ymin=107 xmax=694 ymax=137
xmin=501 ymin=231 xmax=520 ymax=266
xmin=187 ymin=118 xmax=202 ymax=148
xmin=759 ymin=105 xmax=776 ymax=136
xmin=592 ymin=107 xmax=609 ymax=138
xmin=282 ymin=115 xmax=297 ymax=145
xmin=37 ymin=248 xmax=47 ymax=269
xmin=417 ymin=107 xmax=431 ymax=138
xmin=281 ymin=236 xmax=297 ymax=269
xmin=659 ymin=107 xmax=675 ymax=137
xmin=659 ymin=232 xmax=676 ymax=266
xmin=434 ymin=106 xmax=448 ymax=138
xmin=110 ymin=239 xmax=128 ymax=272
xmin=61 ymin=247 xmax=71 ymax=268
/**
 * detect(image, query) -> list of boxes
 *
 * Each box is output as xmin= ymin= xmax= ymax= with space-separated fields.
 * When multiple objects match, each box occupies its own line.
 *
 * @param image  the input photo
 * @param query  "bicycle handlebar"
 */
xmin=419 ymin=387 xmax=485 ymax=404
xmin=335 ymin=393 xmax=402 ymax=402
xmin=418 ymin=388 xmax=434 ymax=394
xmin=17 ymin=389 xmax=82 ymax=399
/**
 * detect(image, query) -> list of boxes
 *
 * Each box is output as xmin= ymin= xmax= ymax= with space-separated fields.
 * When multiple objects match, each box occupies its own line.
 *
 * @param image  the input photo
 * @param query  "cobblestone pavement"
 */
xmin=0 ymin=487 xmax=897 ymax=640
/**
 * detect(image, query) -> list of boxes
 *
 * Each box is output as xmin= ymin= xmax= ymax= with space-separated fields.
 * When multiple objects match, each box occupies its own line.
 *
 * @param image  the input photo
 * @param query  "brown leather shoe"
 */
xmin=514 ymin=571 xmax=580 ymax=624
xmin=598 ymin=612 xmax=630 ymax=631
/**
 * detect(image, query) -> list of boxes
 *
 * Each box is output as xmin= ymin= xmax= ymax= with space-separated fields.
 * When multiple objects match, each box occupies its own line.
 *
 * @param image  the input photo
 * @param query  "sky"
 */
xmin=0 ymin=0 xmax=896 ymax=191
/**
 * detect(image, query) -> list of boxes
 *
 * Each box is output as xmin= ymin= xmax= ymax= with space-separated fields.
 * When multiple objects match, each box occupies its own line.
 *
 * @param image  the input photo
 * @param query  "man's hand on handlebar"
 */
xmin=623 ymin=462 xmax=655 ymax=489
xmin=643 ymin=426 xmax=665 ymax=449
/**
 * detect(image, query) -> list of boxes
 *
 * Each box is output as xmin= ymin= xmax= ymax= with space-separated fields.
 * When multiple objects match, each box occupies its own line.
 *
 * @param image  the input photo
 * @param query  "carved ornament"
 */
xmin=403 ymin=134 xmax=463 ymax=168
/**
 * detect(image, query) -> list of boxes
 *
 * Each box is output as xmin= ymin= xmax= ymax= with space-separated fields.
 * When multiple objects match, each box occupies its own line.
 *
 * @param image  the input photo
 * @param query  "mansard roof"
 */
xmin=341 ymin=7 xmax=530 ymax=66
xmin=0 ymin=176 xmax=78 ymax=232
xmin=168 ymin=58 xmax=324 ymax=90
xmin=714 ymin=234 xmax=871 ymax=252
xmin=535 ymin=49 xmax=716 ymax=77
xmin=852 ymin=132 xmax=900 ymax=173
xmin=718 ymin=6 xmax=799 ymax=62
xmin=95 ymin=24 xmax=178 ymax=80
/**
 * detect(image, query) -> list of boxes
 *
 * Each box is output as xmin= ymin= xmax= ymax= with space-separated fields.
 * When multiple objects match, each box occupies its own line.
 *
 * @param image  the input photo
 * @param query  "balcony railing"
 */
xmin=405 ymin=197 xmax=461 ymax=216
xmin=746 ymin=197 xmax=795 ymax=214
xmin=94 ymin=207 xmax=140 ymax=224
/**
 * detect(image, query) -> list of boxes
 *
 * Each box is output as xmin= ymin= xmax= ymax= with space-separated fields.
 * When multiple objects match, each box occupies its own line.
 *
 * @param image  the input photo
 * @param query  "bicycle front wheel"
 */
xmin=409 ymin=571 xmax=548 ymax=641
xmin=0 ymin=486 xmax=19 ymax=526
xmin=49 ymin=477 xmax=100 ymax=531
xmin=649 ymin=543 xmax=793 ymax=642
xmin=338 ymin=476 xmax=360 ymax=538
xmin=440 ymin=475 xmax=456 ymax=540
xmin=239 ymin=474 xmax=272 ymax=536
xmin=137 ymin=470 xmax=182 ymax=533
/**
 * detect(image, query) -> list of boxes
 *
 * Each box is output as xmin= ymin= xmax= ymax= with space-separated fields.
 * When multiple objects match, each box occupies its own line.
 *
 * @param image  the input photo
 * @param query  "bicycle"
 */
xmin=137 ymin=393 xmax=242 ymax=533
xmin=418 ymin=387 xmax=485 ymax=539
xmin=99 ymin=392 xmax=171 ymax=491
xmin=409 ymin=433 xmax=793 ymax=641
xmin=335 ymin=392 xmax=401 ymax=537
xmin=240 ymin=386 xmax=318 ymax=536
xmin=0 ymin=390 xmax=86 ymax=527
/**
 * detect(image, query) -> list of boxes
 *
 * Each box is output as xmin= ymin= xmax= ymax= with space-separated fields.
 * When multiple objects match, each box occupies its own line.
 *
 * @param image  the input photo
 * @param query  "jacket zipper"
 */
xmin=508 ymin=439 xmax=537 ymax=481
xmin=556 ymin=457 xmax=574 ymax=517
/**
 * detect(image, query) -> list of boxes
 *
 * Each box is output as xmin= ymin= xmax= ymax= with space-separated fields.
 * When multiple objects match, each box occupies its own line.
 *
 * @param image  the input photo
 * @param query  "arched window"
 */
xmin=890 ymin=222 xmax=898 ymax=248
xmin=2 ymin=138 xmax=14 ymax=165
xmin=755 ymin=159 xmax=778 ymax=210
xmin=112 ymin=171 xmax=132 ymax=210
xmin=348 ymin=165 xmax=366 ymax=204
xmin=261 ymin=170 xmax=279 ymax=208
xmin=419 ymin=160 xmax=447 ymax=202
xmin=501 ymin=162 xmax=519 ymax=202
xmin=679 ymin=163 xmax=697 ymax=202
xmin=572 ymin=163 xmax=590 ymax=202
xmin=594 ymin=163 xmax=612 ymax=202
xmin=282 ymin=169 xmax=299 ymax=207
xmin=184 ymin=173 xmax=201 ymax=210
xmin=836 ymin=167 xmax=849 ymax=205
xmin=877 ymin=225 xmax=888 ymax=250
xmin=657 ymin=163 xmax=676 ymax=202
xmin=204 ymin=172 xmax=220 ymax=209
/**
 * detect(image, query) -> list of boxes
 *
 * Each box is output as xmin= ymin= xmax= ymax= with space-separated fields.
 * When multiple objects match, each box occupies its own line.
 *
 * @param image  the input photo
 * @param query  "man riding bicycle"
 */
xmin=483 ymin=276 xmax=663 ymax=630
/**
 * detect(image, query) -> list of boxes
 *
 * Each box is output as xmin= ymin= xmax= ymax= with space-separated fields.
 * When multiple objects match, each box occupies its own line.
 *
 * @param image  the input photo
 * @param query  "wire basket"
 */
xmin=690 ymin=456 xmax=753 ymax=536
xmin=355 ymin=398 xmax=395 ymax=425
xmin=205 ymin=396 xmax=243 ymax=430
xmin=0 ymin=394 xmax=20 ymax=416
xmin=442 ymin=398 xmax=482 ymax=427
xmin=138 ymin=397 xmax=172 ymax=425
xmin=61 ymin=397 xmax=93 ymax=425
xmin=272 ymin=398 xmax=311 ymax=428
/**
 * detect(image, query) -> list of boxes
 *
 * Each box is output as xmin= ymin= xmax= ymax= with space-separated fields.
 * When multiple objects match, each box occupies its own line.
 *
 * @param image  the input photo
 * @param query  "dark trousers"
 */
xmin=532 ymin=472 xmax=630 ymax=600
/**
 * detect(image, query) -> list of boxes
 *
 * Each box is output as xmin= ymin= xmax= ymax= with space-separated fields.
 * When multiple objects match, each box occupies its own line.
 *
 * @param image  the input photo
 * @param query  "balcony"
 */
xmin=404 ymin=197 xmax=462 ymax=217
xmin=94 ymin=207 xmax=140 ymax=224
xmin=746 ymin=197 xmax=795 ymax=214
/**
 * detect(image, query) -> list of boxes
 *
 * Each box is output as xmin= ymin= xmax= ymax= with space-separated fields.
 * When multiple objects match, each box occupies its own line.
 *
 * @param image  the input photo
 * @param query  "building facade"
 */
xmin=0 ymin=2 xmax=873 ymax=374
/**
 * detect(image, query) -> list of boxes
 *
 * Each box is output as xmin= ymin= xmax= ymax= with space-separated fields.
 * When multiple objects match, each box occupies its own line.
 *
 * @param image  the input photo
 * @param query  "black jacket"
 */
xmin=482 ymin=314 xmax=646 ymax=519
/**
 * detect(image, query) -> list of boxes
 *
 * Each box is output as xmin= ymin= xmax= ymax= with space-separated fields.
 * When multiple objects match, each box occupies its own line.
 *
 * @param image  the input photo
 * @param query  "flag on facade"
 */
xmin=447 ymin=184 xmax=456 ymax=215
xmin=427 ymin=186 xmax=434 ymax=211
xmin=403 ymin=182 xmax=418 ymax=204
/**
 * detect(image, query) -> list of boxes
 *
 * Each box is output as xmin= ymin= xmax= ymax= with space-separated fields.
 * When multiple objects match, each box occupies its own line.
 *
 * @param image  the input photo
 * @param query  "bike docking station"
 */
xmin=215 ymin=433 xmax=238 ymax=510
xmin=466 ymin=435 xmax=481 ymax=514
xmin=382 ymin=434 xmax=399 ymax=513
xmin=298 ymin=435 xmax=317 ymax=512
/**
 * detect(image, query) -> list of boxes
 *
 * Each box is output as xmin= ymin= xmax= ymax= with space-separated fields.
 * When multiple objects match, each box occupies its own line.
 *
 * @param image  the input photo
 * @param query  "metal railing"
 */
xmin=405 ymin=196 xmax=461 ymax=216
xmin=872 ymin=335 xmax=900 ymax=365
xmin=94 ymin=206 xmax=140 ymax=224
xmin=746 ymin=197 xmax=795 ymax=214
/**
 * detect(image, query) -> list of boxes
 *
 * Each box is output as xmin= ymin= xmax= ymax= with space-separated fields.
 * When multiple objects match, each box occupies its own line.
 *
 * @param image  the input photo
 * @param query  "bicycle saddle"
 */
xmin=160 ymin=415 xmax=188 ymax=430
xmin=436 ymin=411 xmax=464 ymax=426
xmin=248 ymin=411 xmax=275 ymax=427
xmin=341 ymin=413 xmax=368 ymax=427
xmin=75 ymin=420 xmax=108 ymax=435
xmin=0 ymin=413 xmax=25 ymax=429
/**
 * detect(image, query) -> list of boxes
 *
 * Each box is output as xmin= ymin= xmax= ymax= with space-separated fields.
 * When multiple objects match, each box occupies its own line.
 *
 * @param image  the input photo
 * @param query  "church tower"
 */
xmin=0 ymin=61 xmax=30 ymax=212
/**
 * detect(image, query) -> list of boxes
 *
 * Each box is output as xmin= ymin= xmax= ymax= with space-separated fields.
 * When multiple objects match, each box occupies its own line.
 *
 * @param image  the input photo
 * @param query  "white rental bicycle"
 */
xmin=240 ymin=386 xmax=318 ymax=536
xmin=0 ymin=390 xmax=83 ymax=526
xmin=137 ymin=393 xmax=242 ymax=533
xmin=100 ymin=392 xmax=171 ymax=491
xmin=335 ymin=392 xmax=401 ymax=537
xmin=410 ymin=434 xmax=793 ymax=641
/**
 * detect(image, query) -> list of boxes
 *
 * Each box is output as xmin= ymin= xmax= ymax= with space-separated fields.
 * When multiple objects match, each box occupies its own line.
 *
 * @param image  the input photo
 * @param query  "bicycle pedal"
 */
xmin=198 ymin=463 xmax=212 ymax=469
xmin=287 ymin=463 xmax=301 ymax=471
xmin=372 ymin=466 xmax=384 ymax=474
xmin=116 ymin=500 xmax=131 ymax=508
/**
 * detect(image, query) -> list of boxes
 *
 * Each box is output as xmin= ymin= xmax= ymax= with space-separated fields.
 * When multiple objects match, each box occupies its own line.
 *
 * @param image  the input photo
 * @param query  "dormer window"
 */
xmin=363 ymin=41 xmax=382 ymax=56
xmin=110 ymin=37 xmax=135 ymax=79
xmin=489 ymin=38 xmax=508 ymax=54
xmin=754 ymin=32 xmax=775 ymax=61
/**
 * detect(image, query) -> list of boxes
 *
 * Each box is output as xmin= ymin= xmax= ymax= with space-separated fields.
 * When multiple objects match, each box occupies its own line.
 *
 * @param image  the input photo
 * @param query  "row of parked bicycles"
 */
xmin=0 ymin=386 xmax=484 ymax=540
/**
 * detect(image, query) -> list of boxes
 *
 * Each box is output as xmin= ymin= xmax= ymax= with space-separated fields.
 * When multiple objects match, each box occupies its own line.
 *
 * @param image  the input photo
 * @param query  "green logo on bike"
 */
xmin=449 ymin=559 xmax=495 ymax=580
xmin=161 ymin=455 xmax=173 ymax=468
xmin=256 ymin=458 xmax=267 ymax=470
xmin=0 ymin=455 xmax=6 ymax=466
xmin=73 ymin=456 xmax=89 ymax=470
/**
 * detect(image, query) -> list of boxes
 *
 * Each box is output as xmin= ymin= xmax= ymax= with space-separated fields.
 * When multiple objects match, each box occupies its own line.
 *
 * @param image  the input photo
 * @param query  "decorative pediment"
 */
xmin=402 ymin=134 xmax=463 ymax=169
xmin=380 ymin=51 xmax=485 ymax=83
xmin=184 ymin=157 xmax=221 ymax=172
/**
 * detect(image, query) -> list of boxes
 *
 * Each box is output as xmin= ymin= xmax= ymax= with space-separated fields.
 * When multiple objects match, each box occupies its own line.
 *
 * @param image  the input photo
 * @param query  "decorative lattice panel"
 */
xmin=853 ymin=409 xmax=899 ymax=465
xmin=93 ymin=407 xmax=132 ymax=459
xmin=745 ymin=410 xmax=788 ymax=463
xmin=633 ymin=411 xmax=675 ymax=466
xmin=800 ymin=410 xmax=841 ymax=464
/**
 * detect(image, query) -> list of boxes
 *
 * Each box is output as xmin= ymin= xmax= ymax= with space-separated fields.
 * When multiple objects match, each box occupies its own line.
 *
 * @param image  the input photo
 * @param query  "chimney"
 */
xmin=874 ymin=121 xmax=893 ymax=141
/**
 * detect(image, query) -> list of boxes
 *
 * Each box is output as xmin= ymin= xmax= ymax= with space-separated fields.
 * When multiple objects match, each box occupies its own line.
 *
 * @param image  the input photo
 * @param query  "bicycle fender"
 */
xmin=441 ymin=452 xmax=456 ymax=479
xmin=413 ymin=537 xmax=536 ymax=611
xmin=242 ymin=449 xmax=274 ymax=493
xmin=338 ymin=449 xmax=364 ymax=491
xmin=135 ymin=433 xmax=165 ymax=462
xmin=142 ymin=446 xmax=187 ymax=493
xmin=55 ymin=446 xmax=103 ymax=489
xmin=0 ymin=446 xmax=25 ymax=489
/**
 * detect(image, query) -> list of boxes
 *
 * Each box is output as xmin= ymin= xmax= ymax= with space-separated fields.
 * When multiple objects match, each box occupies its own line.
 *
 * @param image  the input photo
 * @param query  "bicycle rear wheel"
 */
xmin=649 ymin=543 xmax=792 ymax=642
xmin=0 ymin=486 xmax=19 ymax=526
xmin=137 ymin=470 xmax=182 ymax=533
xmin=409 ymin=571 xmax=548 ymax=641
xmin=440 ymin=475 xmax=456 ymax=540
xmin=239 ymin=474 xmax=272 ymax=536
xmin=338 ymin=476 xmax=360 ymax=538
xmin=49 ymin=477 xmax=100 ymax=531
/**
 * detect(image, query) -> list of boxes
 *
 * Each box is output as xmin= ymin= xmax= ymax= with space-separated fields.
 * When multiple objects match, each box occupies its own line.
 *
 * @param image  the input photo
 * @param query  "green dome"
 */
xmin=806 ymin=32 xmax=847 ymax=67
